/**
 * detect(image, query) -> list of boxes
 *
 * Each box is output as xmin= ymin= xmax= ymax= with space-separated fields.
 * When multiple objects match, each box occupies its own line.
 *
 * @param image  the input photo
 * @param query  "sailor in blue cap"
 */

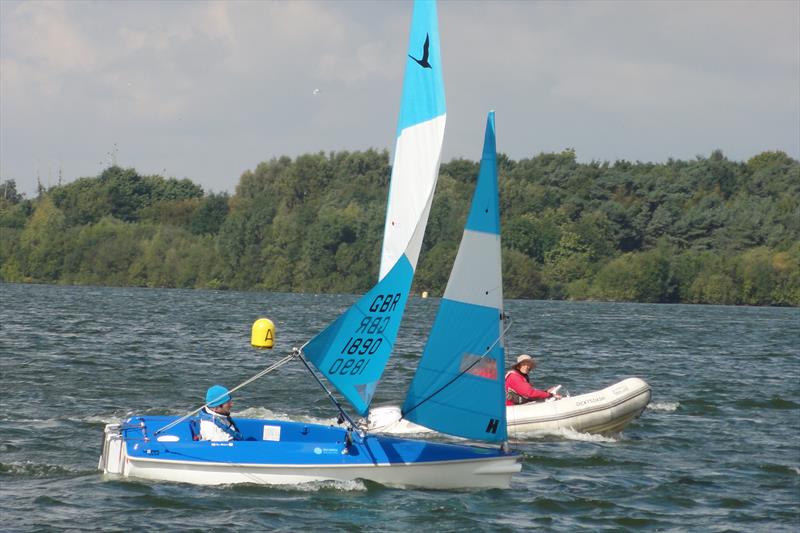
xmin=198 ymin=385 xmax=243 ymax=441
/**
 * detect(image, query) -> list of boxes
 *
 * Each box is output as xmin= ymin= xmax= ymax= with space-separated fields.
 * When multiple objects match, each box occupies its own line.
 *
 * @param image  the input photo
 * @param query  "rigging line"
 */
xmin=501 ymin=310 xmax=518 ymax=370
xmin=296 ymin=350 xmax=365 ymax=440
xmin=402 ymin=316 xmax=513 ymax=419
xmin=154 ymin=351 xmax=297 ymax=436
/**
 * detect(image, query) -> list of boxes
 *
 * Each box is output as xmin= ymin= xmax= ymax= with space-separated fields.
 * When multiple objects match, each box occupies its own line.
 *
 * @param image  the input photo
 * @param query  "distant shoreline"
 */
xmin=1 ymin=149 xmax=798 ymax=307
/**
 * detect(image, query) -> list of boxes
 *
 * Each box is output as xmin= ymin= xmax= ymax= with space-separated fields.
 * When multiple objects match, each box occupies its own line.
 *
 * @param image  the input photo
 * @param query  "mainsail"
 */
xmin=401 ymin=112 xmax=507 ymax=442
xmin=303 ymin=0 xmax=446 ymax=416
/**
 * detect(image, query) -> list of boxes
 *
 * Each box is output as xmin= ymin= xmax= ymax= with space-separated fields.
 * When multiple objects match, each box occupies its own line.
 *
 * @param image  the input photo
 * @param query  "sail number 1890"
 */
xmin=325 ymin=292 xmax=401 ymax=377
xmin=328 ymin=357 xmax=370 ymax=376
xmin=341 ymin=336 xmax=383 ymax=356
xmin=327 ymin=336 xmax=382 ymax=375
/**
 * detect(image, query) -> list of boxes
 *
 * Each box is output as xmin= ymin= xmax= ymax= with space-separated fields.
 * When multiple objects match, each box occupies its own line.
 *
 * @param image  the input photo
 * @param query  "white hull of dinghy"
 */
xmin=367 ymin=378 xmax=652 ymax=436
xmin=121 ymin=455 xmax=520 ymax=489
xmin=99 ymin=425 xmax=520 ymax=490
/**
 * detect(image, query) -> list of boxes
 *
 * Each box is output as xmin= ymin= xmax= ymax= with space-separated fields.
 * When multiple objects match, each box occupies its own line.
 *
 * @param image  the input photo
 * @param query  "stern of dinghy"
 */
xmin=99 ymin=423 xmax=126 ymax=475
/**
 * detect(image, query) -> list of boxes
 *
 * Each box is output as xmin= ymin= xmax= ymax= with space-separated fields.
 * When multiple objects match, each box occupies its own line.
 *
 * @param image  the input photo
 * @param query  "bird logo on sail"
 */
xmin=409 ymin=33 xmax=432 ymax=69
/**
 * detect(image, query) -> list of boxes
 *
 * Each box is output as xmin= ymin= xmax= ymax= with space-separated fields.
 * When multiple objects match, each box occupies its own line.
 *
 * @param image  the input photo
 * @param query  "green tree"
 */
xmin=2 ymin=150 xmax=797 ymax=306
xmin=689 ymin=273 xmax=738 ymax=305
xmin=189 ymin=193 xmax=230 ymax=235
xmin=19 ymin=197 xmax=66 ymax=280
xmin=0 ymin=200 xmax=33 ymax=229
xmin=0 ymin=227 xmax=23 ymax=280
xmin=505 ymin=210 xmax=563 ymax=263
xmin=542 ymin=231 xmax=594 ymax=289
xmin=0 ymin=179 xmax=23 ymax=207
xmin=770 ymin=245 xmax=800 ymax=306
xmin=738 ymin=247 xmax=776 ymax=305
xmin=62 ymin=217 xmax=141 ymax=285
xmin=502 ymin=248 xmax=546 ymax=299
xmin=591 ymin=246 xmax=673 ymax=303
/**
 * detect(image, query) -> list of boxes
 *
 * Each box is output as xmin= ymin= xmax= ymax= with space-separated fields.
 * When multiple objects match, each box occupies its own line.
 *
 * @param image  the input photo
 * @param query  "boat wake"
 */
xmin=73 ymin=414 xmax=129 ymax=425
xmin=236 ymin=407 xmax=338 ymax=427
xmin=647 ymin=402 xmax=679 ymax=412
xmin=0 ymin=460 xmax=89 ymax=479
xmin=273 ymin=479 xmax=368 ymax=492
xmin=509 ymin=427 xmax=622 ymax=443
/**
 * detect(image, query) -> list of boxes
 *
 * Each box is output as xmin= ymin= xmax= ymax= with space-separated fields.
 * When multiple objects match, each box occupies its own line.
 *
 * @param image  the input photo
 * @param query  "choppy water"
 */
xmin=1 ymin=283 xmax=798 ymax=531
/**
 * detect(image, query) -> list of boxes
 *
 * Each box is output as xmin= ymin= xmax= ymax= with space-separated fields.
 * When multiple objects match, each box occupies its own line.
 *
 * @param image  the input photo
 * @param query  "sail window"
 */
xmin=459 ymin=353 xmax=497 ymax=380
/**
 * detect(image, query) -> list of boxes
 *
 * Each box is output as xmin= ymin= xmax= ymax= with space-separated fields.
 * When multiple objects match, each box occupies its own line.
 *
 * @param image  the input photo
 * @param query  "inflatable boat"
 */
xmin=366 ymin=377 xmax=651 ymax=437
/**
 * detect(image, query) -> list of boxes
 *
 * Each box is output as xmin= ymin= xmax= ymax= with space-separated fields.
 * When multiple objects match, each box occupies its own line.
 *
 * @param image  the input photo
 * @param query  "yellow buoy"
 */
xmin=251 ymin=318 xmax=275 ymax=349
xmin=421 ymin=291 xmax=429 ymax=299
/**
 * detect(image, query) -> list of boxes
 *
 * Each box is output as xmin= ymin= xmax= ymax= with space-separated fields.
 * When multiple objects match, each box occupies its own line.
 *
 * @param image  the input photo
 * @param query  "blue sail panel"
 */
xmin=303 ymin=256 xmax=413 ymax=416
xmin=397 ymin=0 xmax=446 ymax=134
xmin=380 ymin=0 xmax=446 ymax=279
xmin=400 ymin=111 xmax=506 ymax=441
xmin=465 ymin=112 xmax=499 ymax=235
xmin=402 ymin=300 xmax=507 ymax=441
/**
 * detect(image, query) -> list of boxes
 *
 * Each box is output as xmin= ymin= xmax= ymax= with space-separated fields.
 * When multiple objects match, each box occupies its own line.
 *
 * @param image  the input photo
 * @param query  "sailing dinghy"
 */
xmin=99 ymin=0 xmax=520 ymax=490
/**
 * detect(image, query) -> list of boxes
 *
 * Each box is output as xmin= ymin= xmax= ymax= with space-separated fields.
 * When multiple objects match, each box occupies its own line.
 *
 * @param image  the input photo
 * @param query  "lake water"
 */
xmin=1 ymin=283 xmax=798 ymax=531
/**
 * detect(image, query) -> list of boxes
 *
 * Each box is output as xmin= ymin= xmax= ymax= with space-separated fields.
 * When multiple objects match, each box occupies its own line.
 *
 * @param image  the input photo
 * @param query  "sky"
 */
xmin=1 ymin=0 xmax=798 ymax=197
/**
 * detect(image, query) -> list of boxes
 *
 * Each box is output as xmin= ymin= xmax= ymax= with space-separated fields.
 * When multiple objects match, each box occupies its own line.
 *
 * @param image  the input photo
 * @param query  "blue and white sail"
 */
xmin=303 ymin=0 xmax=446 ymax=416
xmin=99 ymin=2 xmax=522 ymax=491
xmin=401 ymin=111 xmax=507 ymax=442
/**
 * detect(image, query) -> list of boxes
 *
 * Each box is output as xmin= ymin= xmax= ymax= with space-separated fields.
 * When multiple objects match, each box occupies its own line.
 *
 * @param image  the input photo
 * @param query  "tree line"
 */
xmin=0 ymin=148 xmax=798 ymax=306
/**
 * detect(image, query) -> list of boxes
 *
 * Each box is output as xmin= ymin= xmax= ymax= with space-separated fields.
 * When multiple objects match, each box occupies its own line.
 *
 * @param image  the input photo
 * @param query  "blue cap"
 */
xmin=206 ymin=385 xmax=231 ymax=407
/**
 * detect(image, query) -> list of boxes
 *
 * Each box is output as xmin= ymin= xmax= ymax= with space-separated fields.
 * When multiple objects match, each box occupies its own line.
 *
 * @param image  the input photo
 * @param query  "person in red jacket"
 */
xmin=505 ymin=354 xmax=560 ymax=406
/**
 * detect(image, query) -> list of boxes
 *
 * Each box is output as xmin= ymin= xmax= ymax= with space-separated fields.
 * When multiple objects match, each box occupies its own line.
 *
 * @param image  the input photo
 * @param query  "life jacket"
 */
xmin=198 ymin=408 xmax=243 ymax=441
xmin=505 ymin=370 xmax=531 ymax=405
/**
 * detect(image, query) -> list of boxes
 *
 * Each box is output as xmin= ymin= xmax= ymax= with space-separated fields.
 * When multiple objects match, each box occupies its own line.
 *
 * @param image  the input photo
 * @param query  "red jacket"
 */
xmin=505 ymin=370 xmax=550 ymax=406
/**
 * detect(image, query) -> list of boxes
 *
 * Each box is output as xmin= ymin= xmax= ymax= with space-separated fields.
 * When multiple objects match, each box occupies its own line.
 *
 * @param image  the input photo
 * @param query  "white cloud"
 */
xmin=1 ymin=0 xmax=797 ymax=196
xmin=7 ymin=1 xmax=97 ymax=71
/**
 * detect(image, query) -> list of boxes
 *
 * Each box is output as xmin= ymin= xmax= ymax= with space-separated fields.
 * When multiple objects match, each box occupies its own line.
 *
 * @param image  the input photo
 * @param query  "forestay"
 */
xmin=303 ymin=0 xmax=446 ymax=416
xmin=402 ymin=112 xmax=508 ymax=441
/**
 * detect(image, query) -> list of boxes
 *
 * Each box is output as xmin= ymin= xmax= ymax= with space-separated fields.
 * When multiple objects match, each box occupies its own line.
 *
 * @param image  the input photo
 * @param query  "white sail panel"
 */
xmin=379 ymin=114 xmax=446 ymax=280
xmin=442 ymin=229 xmax=502 ymax=308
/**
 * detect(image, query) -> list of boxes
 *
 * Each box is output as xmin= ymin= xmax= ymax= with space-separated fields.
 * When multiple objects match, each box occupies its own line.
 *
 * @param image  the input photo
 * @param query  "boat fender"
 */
xmin=251 ymin=318 xmax=275 ymax=349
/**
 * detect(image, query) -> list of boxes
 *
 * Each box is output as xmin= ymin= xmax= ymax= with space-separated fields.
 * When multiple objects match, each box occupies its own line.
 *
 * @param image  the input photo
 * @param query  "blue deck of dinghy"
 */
xmin=121 ymin=416 xmax=511 ymax=466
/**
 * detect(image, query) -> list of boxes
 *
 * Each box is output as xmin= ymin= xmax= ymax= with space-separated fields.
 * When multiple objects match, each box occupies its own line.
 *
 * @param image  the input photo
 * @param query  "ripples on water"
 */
xmin=1 ymin=283 xmax=798 ymax=531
